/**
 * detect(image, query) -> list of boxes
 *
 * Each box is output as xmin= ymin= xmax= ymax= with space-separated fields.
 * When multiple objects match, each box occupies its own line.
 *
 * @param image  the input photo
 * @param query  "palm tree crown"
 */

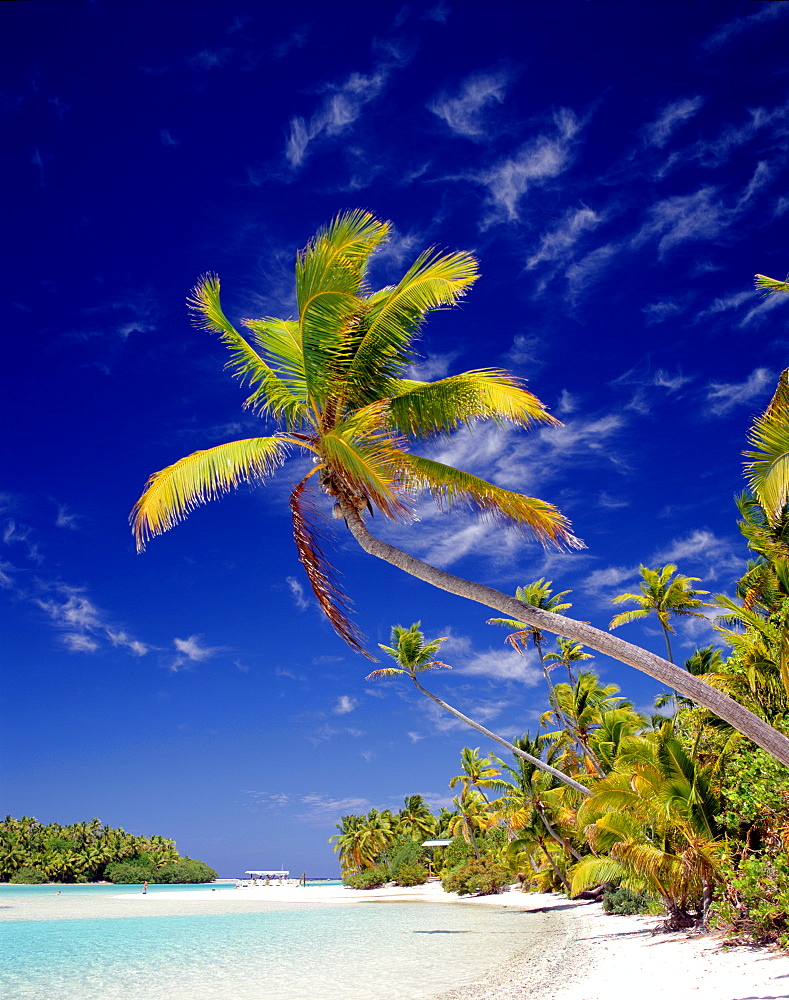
xmin=609 ymin=564 xmax=711 ymax=663
xmin=131 ymin=210 xmax=580 ymax=654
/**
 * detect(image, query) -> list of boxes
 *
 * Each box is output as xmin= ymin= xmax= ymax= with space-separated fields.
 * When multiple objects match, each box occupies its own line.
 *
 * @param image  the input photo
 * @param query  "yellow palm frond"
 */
xmin=743 ymin=368 xmax=789 ymax=526
xmin=755 ymin=273 xmax=789 ymax=295
xmin=131 ymin=437 xmax=286 ymax=550
xmin=401 ymin=453 xmax=583 ymax=549
xmin=388 ymin=369 xmax=558 ymax=438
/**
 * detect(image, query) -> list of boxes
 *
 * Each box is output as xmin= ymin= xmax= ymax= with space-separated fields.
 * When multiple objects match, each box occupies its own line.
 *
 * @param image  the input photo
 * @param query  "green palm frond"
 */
xmin=131 ymin=437 xmax=287 ymax=550
xmin=343 ymin=249 xmax=479 ymax=393
xmin=401 ymin=453 xmax=582 ymax=548
xmin=570 ymin=856 xmax=628 ymax=894
xmin=289 ymin=476 xmax=369 ymax=658
xmin=609 ymin=608 xmax=649 ymax=629
xmin=387 ymin=369 xmax=556 ymax=439
xmin=364 ymin=666 xmax=406 ymax=680
xmin=743 ymin=369 xmax=789 ymax=526
xmin=188 ymin=279 xmax=309 ymax=427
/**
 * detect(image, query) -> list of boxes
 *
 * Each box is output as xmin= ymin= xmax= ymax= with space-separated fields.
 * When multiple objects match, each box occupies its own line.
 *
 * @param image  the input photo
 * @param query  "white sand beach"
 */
xmin=3 ymin=882 xmax=787 ymax=999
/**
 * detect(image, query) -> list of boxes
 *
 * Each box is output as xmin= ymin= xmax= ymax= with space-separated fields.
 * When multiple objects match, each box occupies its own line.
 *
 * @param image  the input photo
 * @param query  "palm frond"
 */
xmin=365 ymin=666 xmax=406 ymax=680
xmin=188 ymin=277 xmax=308 ymax=427
xmin=131 ymin=437 xmax=287 ymax=550
xmin=400 ymin=453 xmax=583 ymax=549
xmin=321 ymin=411 xmax=412 ymax=520
xmin=743 ymin=369 xmax=789 ymax=526
xmin=755 ymin=273 xmax=789 ymax=295
xmin=609 ymin=609 xmax=649 ymax=629
xmin=289 ymin=476 xmax=370 ymax=658
xmin=387 ymin=369 xmax=557 ymax=439
xmin=341 ymin=249 xmax=479 ymax=396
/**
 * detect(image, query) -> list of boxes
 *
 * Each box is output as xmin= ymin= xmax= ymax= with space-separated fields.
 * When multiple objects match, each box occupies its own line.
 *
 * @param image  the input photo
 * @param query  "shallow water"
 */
xmin=1 ymin=898 xmax=543 ymax=1000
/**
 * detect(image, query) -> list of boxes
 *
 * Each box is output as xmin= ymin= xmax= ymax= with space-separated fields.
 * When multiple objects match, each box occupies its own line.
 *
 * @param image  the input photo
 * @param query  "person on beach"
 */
xmin=142 ymin=881 xmax=148 ymax=894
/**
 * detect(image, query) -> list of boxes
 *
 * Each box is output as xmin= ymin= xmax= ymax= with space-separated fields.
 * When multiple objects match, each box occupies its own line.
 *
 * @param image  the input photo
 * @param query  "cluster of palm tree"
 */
xmin=329 ymin=796 xmax=441 ymax=876
xmin=0 ymin=817 xmax=180 ymax=883
xmin=353 ymin=512 xmax=789 ymax=934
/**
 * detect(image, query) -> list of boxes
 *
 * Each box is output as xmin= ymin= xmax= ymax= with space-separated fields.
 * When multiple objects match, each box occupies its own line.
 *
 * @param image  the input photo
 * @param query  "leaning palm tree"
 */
xmin=367 ymin=622 xmax=592 ymax=797
xmin=130 ymin=212 xmax=789 ymax=766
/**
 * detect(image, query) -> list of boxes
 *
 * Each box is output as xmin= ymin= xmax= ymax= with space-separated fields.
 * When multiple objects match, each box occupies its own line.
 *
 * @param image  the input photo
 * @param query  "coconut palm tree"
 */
xmin=571 ymin=732 xmax=726 ymax=928
xmin=132 ymin=209 xmax=577 ymax=655
xmin=396 ymin=795 xmax=436 ymax=841
xmin=449 ymin=748 xmax=502 ymax=805
xmin=543 ymin=636 xmax=593 ymax=687
xmin=130 ymin=212 xmax=789 ymax=766
xmin=610 ymin=564 xmax=712 ymax=664
xmin=488 ymin=580 xmax=573 ymax=729
xmin=367 ymin=622 xmax=592 ymax=797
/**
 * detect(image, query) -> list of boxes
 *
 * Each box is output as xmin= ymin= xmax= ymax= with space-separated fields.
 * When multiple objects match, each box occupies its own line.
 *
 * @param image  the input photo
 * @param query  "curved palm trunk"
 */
xmin=342 ymin=508 xmax=789 ymax=767
xmin=409 ymin=675 xmax=593 ymax=797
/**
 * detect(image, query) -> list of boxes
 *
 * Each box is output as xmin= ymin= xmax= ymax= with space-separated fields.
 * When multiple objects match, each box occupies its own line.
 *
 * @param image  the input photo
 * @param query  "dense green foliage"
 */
xmin=441 ymin=858 xmax=510 ymax=896
xmin=0 ymin=817 xmax=215 ymax=884
xmin=602 ymin=887 xmax=654 ymax=915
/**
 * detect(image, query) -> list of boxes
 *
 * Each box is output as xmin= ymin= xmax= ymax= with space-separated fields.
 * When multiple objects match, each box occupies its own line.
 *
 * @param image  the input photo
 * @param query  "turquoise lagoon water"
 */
xmin=0 ymin=890 xmax=531 ymax=1000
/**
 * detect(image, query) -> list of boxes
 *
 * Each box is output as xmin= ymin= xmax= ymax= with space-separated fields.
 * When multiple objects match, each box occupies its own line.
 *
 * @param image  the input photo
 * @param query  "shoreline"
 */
xmin=2 ymin=882 xmax=787 ymax=998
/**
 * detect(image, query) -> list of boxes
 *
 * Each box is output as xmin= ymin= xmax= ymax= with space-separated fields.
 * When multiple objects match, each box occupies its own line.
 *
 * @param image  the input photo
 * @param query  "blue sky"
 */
xmin=2 ymin=0 xmax=788 ymax=877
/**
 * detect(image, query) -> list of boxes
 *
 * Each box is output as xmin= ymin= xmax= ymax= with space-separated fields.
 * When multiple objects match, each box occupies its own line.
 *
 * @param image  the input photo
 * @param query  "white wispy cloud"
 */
xmin=633 ymin=186 xmax=730 ymax=258
xmin=479 ymin=108 xmax=581 ymax=222
xmin=34 ymin=585 xmax=151 ymax=657
xmin=285 ymin=66 xmax=392 ymax=168
xmin=55 ymin=504 xmax=80 ymax=530
xmin=642 ymin=299 xmax=686 ymax=325
xmin=652 ymin=529 xmax=742 ymax=583
xmin=170 ymin=635 xmax=225 ymax=671
xmin=429 ymin=68 xmax=511 ymax=139
xmin=286 ymin=575 xmax=310 ymax=610
xmin=565 ymin=243 xmax=620 ymax=299
xmin=642 ymin=96 xmax=705 ymax=147
xmin=333 ymin=695 xmax=358 ymax=715
xmin=525 ymin=206 xmax=603 ymax=272
xmin=455 ymin=647 xmax=542 ymax=684
xmin=702 ymin=3 xmax=788 ymax=54
xmin=705 ymin=367 xmax=774 ymax=416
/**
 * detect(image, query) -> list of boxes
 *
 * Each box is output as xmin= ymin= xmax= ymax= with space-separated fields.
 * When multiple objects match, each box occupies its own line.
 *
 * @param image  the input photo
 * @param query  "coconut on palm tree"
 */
xmin=130 ymin=212 xmax=789 ymax=766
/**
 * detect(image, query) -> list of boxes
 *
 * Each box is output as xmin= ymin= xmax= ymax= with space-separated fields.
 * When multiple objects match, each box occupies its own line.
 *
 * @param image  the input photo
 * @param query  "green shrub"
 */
xmin=602 ymin=886 xmax=653 ymax=915
xmin=343 ymin=867 xmax=389 ymax=889
xmin=713 ymin=852 xmax=789 ymax=947
xmin=385 ymin=837 xmax=427 ymax=879
xmin=104 ymin=861 xmax=155 ymax=884
xmin=8 ymin=867 xmax=48 ymax=884
xmin=441 ymin=858 xmax=509 ymax=896
xmin=393 ymin=860 xmax=428 ymax=887
xmin=440 ymin=836 xmax=474 ymax=874
xmin=155 ymin=858 xmax=217 ymax=884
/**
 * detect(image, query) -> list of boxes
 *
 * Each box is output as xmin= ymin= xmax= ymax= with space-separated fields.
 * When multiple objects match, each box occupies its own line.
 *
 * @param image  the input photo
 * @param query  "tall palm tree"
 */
xmin=396 ymin=795 xmax=436 ymax=841
xmin=130 ymin=211 xmax=789 ymax=766
xmin=367 ymin=622 xmax=592 ymax=796
xmin=488 ymin=580 xmax=573 ymax=728
xmin=543 ymin=636 xmax=593 ymax=687
xmin=610 ymin=564 xmax=712 ymax=664
xmin=449 ymin=748 xmax=502 ymax=805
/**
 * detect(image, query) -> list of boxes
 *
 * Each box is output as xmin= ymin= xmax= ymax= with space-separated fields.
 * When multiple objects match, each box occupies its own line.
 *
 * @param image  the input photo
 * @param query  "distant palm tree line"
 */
xmin=0 ymin=818 xmax=184 ymax=883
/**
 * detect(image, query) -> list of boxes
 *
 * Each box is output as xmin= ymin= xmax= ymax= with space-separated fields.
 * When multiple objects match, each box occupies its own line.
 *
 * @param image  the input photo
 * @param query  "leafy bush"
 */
xmin=602 ymin=886 xmax=653 ymax=915
xmin=440 ymin=836 xmax=474 ymax=874
xmin=343 ymin=867 xmax=389 ymax=889
xmin=441 ymin=858 xmax=510 ymax=896
xmin=8 ymin=867 xmax=48 ymax=884
xmin=393 ymin=860 xmax=428 ymax=887
xmin=104 ymin=861 xmax=155 ymax=884
xmin=155 ymin=858 xmax=217 ymax=884
xmin=713 ymin=852 xmax=789 ymax=946
xmin=385 ymin=837 xmax=427 ymax=879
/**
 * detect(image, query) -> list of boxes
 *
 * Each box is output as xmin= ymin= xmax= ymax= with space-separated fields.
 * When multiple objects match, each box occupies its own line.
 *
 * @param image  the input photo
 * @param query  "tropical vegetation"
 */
xmin=0 ymin=817 xmax=216 ymax=884
xmin=131 ymin=211 xmax=789 ymax=765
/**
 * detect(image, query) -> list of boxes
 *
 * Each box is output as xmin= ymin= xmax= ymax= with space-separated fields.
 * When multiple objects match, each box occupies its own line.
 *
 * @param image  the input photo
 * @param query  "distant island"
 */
xmin=0 ymin=816 xmax=216 ymax=884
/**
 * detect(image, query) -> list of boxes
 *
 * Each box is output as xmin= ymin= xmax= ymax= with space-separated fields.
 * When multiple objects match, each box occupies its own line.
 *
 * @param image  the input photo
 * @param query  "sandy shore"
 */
xmin=2 ymin=882 xmax=787 ymax=999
